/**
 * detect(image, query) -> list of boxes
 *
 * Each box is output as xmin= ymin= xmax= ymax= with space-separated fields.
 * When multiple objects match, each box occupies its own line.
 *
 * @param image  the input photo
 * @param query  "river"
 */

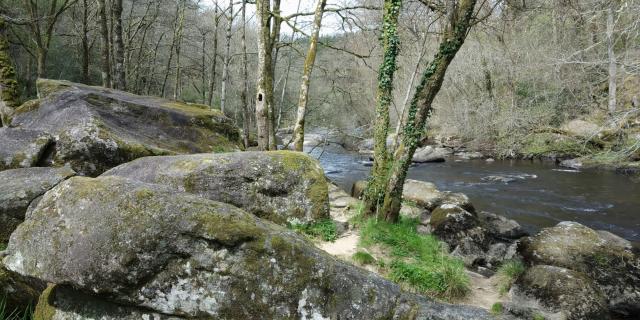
xmin=309 ymin=146 xmax=640 ymax=245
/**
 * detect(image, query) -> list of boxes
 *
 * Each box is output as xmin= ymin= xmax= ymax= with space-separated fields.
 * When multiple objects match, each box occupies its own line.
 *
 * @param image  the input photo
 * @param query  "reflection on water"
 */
xmin=308 ymin=147 xmax=640 ymax=244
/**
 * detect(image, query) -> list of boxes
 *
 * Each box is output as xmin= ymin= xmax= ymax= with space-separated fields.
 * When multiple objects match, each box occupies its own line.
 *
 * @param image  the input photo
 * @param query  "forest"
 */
xmin=1 ymin=0 xmax=640 ymax=319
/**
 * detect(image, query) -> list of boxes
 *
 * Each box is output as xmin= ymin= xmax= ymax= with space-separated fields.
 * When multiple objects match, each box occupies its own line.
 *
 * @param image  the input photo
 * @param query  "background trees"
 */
xmin=0 ymin=0 xmax=637 ymax=155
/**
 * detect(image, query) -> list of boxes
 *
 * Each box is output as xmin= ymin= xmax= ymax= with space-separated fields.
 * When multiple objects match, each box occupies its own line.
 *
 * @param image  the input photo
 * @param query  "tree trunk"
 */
xmin=240 ymin=0 xmax=250 ymax=148
xmin=161 ymin=2 xmax=181 ymax=98
xmin=255 ymin=0 xmax=274 ymax=150
xmin=97 ymin=0 xmax=112 ymax=88
xmin=220 ymin=0 xmax=233 ymax=114
xmin=380 ymin=0 xmax=478 ymax=222
xmin=173 ymin=0 xmax=186 ymax=100
xmin=207 ymin=2 xmax=220 ymax=107
xmin=361 ymin=0 xmax=402 ymax=217
xmin=80 ymin=0 xmax=90 ymax=84
xmin=0 ymin=16 xmax=19 ymax=127
xmin=112 ymin=0 xmax=126 ymax=90
xmin=606 ymin=3 xmax=617 ymax=115
xmin=292 ymin=0 xmax=327 ymax=151
xmin=268 ymin=0 xmax=282 ymax=150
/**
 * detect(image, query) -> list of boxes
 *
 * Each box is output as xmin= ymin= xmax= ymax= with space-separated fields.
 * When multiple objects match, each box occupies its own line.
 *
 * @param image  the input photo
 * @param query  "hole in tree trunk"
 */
xmin=258 ymin=94 xmax=263 ymax=102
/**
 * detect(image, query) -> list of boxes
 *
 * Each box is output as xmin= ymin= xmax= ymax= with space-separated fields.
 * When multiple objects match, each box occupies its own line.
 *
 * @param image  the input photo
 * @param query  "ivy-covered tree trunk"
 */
xmin=240 ymin=0 xmax=250 ymax=148
xmin=380 ymin=0 xmax=477 ymax=222
xmin=292 ymin=0 xmax=327 ymax=152
xmin=0 ymin=16 xmax=19 ymax=127
xmin=361 ymin=0 xmax=402 ymax=217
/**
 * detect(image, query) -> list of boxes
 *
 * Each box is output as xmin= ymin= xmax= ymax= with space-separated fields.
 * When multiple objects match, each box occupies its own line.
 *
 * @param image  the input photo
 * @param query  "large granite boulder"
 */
xmin=10 ymin=79 xmax=241 ymax=176
xmin=4 ymin=176 xmax=500 ymax=320
xmin=0 ymin=128 xmax=53 ymax=171
xmin=507 ymin=265 xmax=609 ymax=320
xmin=0 ymin=167 xmax=75 ymax=244
xmin=520 ymin=221 xmax=640 ymax=317
xmin=102 ymin=151 xmax=329 ymax=225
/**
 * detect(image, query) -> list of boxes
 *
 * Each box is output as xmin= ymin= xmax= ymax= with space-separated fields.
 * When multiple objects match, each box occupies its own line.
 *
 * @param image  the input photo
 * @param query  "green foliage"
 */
xmin=519 ymin=132 xmax=593 ymax=159
xmin=359 ymin=217 xmax=469 ymax=300
xmin=352 ymin=251 xmax=376 ymax=265
xmin=496 ymin=260 xmax=526 ymax=295
xmin=290 ymin=219 xmax=337 ymax=242
xmin=0 ymin=243 xmax=6 ymax=251
xmin=490 ymin=302 xmax=504 ymax=315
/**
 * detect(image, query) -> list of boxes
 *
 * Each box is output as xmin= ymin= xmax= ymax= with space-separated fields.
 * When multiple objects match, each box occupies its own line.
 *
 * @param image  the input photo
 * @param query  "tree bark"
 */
xmin=379 ymin=0 xmax=478 ymax=222
xmin=112 ymin=0 xmax=126 ymax=89
xmin=240 ymin=0 xmax=250 ymax=148
xmin=268 ymin=0 xmax=282 ymax=150
xmin=97 ymin=0 xmax=112 ymax=87
xmin=80 ymin=0 xmax=90 ymax=84
xmin=207 ymin=1 xmax=220 ymax=107
xmin=0 ymin=16 xmax=19 ymax=127
xmin=606 ymin=3 xmax=617 ymax=115
xmin=361 ymin=0 xmax=402 ymax=217
xmin=292 ymin=0 xmax=327 ymax=151
xmin=220 ymin=0 xmax=233 ymax=114
xmin=173 ymin=0 xmax=186 ymax=100
xmin=255 ymin=0 xmax=274 ymax=150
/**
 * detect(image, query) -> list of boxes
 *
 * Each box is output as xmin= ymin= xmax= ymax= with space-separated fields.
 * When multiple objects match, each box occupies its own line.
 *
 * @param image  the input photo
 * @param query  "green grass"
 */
xmin=496 ymin=260 xmax=526 ymax=295
xmin=359 ymin=217 xmax=470 ymax=300
xmin=352 ymin=251 xmax=376 ymax=265
xmin=290 ymin=219 xmax=338 ymax=242
xmin=490 ymin=302 xmax=504 ymax=315
xmin=0 ymin=295 xmax=32 ymax=320
xmin=533 ymin=314 xmax=546 ymax=320
xmin=0 ymin=243 xmax=6 ymax=251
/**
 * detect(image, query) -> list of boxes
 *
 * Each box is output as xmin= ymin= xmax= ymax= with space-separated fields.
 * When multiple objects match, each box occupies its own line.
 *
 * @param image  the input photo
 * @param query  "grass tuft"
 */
xmin=496 ymin=259 xmax=526 ymax=295
xmin=359 ymin=217 xmax=470 ymax=300
xmin=290 ymin=219 xmax=338 ymax=242
xmin=0 ymin=243 xmax=6 ymax=251
xmin=490 ymin=302 xmax=504 ymax=315
xmin=352 ymin=251 xmax=376 ymax=265
xmin=0 ymin=295 xmax=33 ymax=320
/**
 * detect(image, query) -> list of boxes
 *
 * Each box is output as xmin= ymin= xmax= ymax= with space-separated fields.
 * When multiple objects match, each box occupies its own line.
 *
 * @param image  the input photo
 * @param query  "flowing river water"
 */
xmin=309 ymin=146 xmax=640 ymax=245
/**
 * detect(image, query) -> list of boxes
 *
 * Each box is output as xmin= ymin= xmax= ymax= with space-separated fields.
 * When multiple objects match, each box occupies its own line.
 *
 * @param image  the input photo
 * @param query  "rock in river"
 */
xmin=4 ymin=175 xmax=502 ymax=319
xmin=102 ymin=151 xmax=329 ymax=225
xmin=10 ymin=79 xmax=242 ymax=176
xmin=0 ymin=166 xmax=75 ymax=244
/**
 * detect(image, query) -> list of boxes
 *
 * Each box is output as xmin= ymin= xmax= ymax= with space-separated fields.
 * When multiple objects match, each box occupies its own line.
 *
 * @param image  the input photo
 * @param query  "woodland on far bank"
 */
xmin=0 ymin=0 xmax=638 ymax=166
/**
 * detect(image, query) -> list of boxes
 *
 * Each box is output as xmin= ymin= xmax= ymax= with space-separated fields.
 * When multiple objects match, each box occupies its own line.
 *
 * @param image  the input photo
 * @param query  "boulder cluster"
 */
xmin=1 ymin=80 xmax=503 ymax=319
xmin=353 ymin=178 xmax=640 ymax=319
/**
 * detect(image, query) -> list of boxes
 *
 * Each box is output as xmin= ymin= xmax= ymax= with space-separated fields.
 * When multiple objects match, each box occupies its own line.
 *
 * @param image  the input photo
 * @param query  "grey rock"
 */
xmin=559 ymin=158 xmax=583 ymax=170
xmin=456 ymin=151 xmax=484 ymax=160
xmin=11 ymin=79 xmax=241 ymax=176
xmin=402 ymin=179 xmax=474 ymax=212
xmin=4 ymin=176 xmax=500 ymax=320
xmin=102 ymin=151 xmax=329 ymax=225
xmin=0 ymin=167 xmax=75 ymax=244
xmin=478 ymin=211 xmax=527 ymax=239
xmin=0 ymin=128 xmax=53 ymax=171
xmin=507 ymin=265 xmax=609 ymax=320
xmin=412 ymin=146 xmax=447 ymax=163
xmin=520 ymin=221 xmax=640 ymax=317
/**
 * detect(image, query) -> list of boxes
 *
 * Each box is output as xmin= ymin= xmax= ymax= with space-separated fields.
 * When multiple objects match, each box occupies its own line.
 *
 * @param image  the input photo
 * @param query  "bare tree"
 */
xmin=112 ymin=0 xmax=126 ymax=89
xmin=220 ymin=0 xmax=233 ymax=114
xmin=97 ymin=0 xmax=111 ymax=87
xmin=292 ymin=0 xmax=328 ymax=151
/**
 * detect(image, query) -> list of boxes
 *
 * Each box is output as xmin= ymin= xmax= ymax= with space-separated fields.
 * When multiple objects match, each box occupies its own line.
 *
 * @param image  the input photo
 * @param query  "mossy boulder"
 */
xmin=0 ymin=167 xmax=75 ymax=244
xmin=0 ymin=128 xmax=53 ymax=171
xmin=4 ymin=176 xmax=499 ymax=319
xmin=520 ymin=221 xmax=640 ymax=317
xmin=0 ymin=260 xmax=44 ymax=316
xmin=102 ymin=151 xmax=329 ymax=225
xmin=507 ymin=265 xmax=609 ymax=320
xmin=10 ymin=79 xmax=242 ymax=176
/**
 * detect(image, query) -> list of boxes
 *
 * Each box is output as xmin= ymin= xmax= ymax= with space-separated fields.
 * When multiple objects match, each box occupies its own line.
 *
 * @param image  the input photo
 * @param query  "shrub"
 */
xmin=490 ymin=302 xmax=504 ymax=315
xmin=352 ymin=251 xmax=375 ymax=265
xmin=496 ymin=260 xmax=526 ymax=295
